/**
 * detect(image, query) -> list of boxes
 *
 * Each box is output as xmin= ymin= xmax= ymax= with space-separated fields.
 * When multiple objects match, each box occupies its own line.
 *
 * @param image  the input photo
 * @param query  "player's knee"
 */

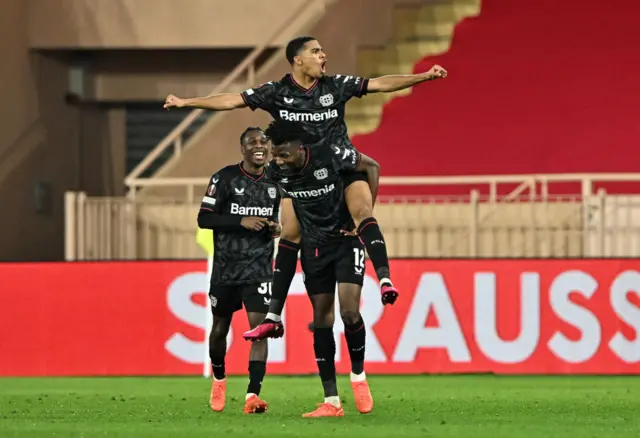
xmin=349 ymin=201 xmax=373 ymax=226
xmin=340 ymin=310 xmax=362 ymax=326
xmin=313 ymin=309 xmax=334 ymax=328
xmin=210 ymin=320 xmax=229 ymax=341
xmin=280 ymin=226 xmax=301 ymax=243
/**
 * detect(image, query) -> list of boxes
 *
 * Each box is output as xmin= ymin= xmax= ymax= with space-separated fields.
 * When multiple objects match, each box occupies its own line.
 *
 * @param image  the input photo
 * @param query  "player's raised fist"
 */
xmin=164 ymin=94 xmax=185 ymax=109
xmin=427 ymin=65 xmax=447 ymax=79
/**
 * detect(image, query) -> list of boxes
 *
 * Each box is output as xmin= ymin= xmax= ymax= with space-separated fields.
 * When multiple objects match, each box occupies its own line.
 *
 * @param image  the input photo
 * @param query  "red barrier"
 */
xmin=0 ymin=260 xmax=638 ymax=376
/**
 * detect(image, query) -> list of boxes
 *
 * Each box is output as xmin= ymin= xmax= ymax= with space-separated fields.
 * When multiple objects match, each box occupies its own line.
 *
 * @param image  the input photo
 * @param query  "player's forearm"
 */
xmin=197 ymin=211 xmax=243 ymax=230
xmin=183 ymin=93 xmax=245 ymax=111
xmin=357 ymin=154 xmax=380 ymax=204
xmin=367 ymin=73 xmax=434 ymax=93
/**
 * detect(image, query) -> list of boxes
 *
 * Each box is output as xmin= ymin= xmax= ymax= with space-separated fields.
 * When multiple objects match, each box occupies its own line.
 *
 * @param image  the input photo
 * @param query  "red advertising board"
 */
xmin=0 ymin=260 xmax=638 ymax=376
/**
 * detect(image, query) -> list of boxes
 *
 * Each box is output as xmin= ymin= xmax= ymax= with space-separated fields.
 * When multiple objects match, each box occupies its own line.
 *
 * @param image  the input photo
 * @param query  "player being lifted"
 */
xmin=197 ymin=127 xmax=281 ymax=414
xmin=263 ymin=118 xmax=380 ymax=417
xmin=165 ymin=36 xmax=448 ymax=331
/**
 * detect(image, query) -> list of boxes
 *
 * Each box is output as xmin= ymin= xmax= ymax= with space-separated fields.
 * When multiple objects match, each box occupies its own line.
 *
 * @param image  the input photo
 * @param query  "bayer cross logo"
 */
xmin=314 ymin=168 xmax=328 ymax=180
xmin=268 ymin=187 xmax=277 ymax=199
xmin=209 ymin=294 xmax=217 ymax=308
xmin=319 ymin=94 xmax=334 ymax=107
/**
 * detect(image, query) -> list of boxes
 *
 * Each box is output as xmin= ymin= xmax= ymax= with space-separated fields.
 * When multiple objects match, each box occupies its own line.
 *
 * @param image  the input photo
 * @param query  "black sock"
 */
xmin=211 ymin=356 xmax=226 ymax=380
xmin=357 ymin=217 xmax=391 ymax=283
xmin=344 ymin=317 xmax=366 ymax=375
xmin=247 ymin=361 xmax=266 ymax=396
xmin=267 ymin=239 xmax=300 ymax=317
xmin=313 ymin=327 xmax=338 ymax=397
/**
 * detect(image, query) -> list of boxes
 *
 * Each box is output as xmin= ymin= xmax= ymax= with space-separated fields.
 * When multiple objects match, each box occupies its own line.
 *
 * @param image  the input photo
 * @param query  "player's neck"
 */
xmin=241 ymin=161 xmax=264 ymax=176
xmin=290 ymin=70 xmax=316 ymax=89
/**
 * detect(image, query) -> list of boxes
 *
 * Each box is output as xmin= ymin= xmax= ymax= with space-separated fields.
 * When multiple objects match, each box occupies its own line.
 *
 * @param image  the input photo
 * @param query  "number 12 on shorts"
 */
xmin=353 ymin=248 xmax=365 ymax=273
xmin=258 ymin=282 xmax=272 ymax=297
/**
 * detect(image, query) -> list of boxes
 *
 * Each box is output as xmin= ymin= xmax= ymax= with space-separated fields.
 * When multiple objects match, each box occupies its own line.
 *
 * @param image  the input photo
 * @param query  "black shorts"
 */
xmin=208 ymin=281 xmax=272 ymax=318
xmin=300 ymin=237 xmax=365 ymax=295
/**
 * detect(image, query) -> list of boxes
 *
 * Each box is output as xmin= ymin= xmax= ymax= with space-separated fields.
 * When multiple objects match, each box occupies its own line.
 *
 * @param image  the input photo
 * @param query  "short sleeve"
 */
xmin=330 ymin=145 xmax=360 ymax=172
xmin=240 ymin=81 xmax=276 ymax=111
xmin=330 ymin=75 xmax=369 ymax=102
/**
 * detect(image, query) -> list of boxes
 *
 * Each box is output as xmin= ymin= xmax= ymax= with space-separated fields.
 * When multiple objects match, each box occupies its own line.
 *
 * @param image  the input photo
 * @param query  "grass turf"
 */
xmin=0 ymin=376 xmax=638 ymax=437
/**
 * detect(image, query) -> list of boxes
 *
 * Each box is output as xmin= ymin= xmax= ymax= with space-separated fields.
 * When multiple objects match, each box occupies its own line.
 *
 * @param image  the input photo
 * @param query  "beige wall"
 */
xmin=28 ymin=0 xmax=311 ymax=49
xmin=84 ymin=49 xmax=275 ymax=101
xmin=0 ymin=0 xmax=125 ymax=261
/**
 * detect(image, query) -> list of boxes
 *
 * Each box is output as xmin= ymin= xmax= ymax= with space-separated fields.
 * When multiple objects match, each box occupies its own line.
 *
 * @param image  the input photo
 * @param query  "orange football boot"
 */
xmin=244 ymin=394 xmax=268 ymax=414
xmin=302 ymin=403 xmax=345 ymax=418
xmin=351 ymin=380 xmax=374 ymax=413
xmin=209 ymin=378 xmax=226 ymax=412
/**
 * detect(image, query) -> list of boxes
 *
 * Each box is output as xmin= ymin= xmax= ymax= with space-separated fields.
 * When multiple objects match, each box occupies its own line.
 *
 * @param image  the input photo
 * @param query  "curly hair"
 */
xmin=264 ymin=118 xmax=312 ymax=146
xmin=239 ymin=126 xmax=264 ymax=145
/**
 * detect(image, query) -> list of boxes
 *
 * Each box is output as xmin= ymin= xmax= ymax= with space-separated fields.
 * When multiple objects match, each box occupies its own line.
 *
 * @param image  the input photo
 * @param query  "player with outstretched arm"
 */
xmin=165 ymin=37 xmax=448 ymax=333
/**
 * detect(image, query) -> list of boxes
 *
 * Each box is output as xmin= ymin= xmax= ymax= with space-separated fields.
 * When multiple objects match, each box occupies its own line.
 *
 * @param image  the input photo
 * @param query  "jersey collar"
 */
xmin=287 ymin=74 xmax=318 ymax=94
xmin=238 ymin=162 xmax=265 ymax=181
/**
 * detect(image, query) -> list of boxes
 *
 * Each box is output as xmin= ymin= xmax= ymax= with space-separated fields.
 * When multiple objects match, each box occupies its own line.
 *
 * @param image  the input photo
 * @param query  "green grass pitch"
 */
xmin=0 ymin=376 xmax=638 ymax=437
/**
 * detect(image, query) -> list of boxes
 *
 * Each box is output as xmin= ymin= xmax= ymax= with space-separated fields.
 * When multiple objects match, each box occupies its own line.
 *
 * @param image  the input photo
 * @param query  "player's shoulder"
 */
xmin=212 ymin=163 xmax=241 ymax=180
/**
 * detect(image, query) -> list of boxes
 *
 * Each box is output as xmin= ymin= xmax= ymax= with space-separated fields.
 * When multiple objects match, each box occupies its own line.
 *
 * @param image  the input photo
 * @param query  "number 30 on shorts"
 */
xmin=257 ymin=282 xmax=272 ymax=296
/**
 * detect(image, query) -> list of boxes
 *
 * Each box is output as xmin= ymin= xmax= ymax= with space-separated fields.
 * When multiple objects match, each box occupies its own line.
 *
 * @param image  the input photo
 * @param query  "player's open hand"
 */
xmin=241 ymin=217 xmax=268 ymax=232
xmin=267 ymin=221 xmax=282 ymax=238
xmin=164 ymin=94 xmax=185 ymax=109
xmin=426 ymin=65 xmax=447 ymax=80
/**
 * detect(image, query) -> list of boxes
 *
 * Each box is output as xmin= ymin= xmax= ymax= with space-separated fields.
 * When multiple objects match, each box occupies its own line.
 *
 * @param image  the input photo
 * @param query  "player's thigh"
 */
xmin=279 ymin=198 xmax=301 ymax=243
xmin=241 ymin=281 xmax=272 ymax=327
xmin=209 ymin=284 xmax=243 ymax=320
xmin=343 ymin=177 xmax=373 ymax=226
xmin=300 ymin=244 xmax=337 ymax=327
xmin=335 ymin=237 xmax=365 ymax=319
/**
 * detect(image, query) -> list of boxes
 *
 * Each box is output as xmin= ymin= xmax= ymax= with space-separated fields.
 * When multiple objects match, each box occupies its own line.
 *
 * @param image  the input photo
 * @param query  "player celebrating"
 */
xmin=262 ymin=118 xmax=380 ymax=416
xmin=164 ymin=36 xmax=448 ymax=322
xmin=198 ymin=127 xmax=281 ymax=414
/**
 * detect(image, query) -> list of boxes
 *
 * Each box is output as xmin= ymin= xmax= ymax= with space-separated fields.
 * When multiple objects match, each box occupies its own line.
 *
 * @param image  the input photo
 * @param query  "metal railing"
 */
xmin=65 ymin=173 xmax=640 ymax=261
xmin=124 ymin=0 xmax=328 ymax=196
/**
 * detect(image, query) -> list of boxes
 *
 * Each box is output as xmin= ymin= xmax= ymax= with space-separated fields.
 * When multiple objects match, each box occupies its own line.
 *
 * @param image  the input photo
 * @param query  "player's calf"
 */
xmin=209 ymin=317 xmax=230 ymax=411
xmin=303 ymin=325 xmax=345 ymax=417
xmin=342 ymin=311 xmax=374 ymax=414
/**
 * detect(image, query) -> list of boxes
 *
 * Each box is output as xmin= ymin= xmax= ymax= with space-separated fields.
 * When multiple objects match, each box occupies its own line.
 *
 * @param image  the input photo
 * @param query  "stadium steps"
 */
xmin=125 ymin=104 xmax=212 ymax=178
xmin=345 ymin=0 xmax=480 ymax=136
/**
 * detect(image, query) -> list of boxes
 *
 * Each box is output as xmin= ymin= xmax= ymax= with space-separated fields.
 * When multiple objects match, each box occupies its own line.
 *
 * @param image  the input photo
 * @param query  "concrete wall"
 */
xmin=28 ymin=0 xmax=311 ymax=49
xmin=0 ymin=0 xmax=125 ymax=261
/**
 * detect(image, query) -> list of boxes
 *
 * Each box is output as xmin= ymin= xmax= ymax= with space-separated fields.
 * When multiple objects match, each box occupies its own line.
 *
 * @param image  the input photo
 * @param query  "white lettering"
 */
xmin=475 ymin=272 xmax=540 ymax=363
xmin=609 ymin=271 xmax=640 ymax=362
xmin=278 ymin=109 xmax=338 ymax=122
xmin=393 ymin=273 xmax=471 ymax=362
xmin=283 ymin=184 xmax=335 ymax=199
xmin=230 ymin=203 xmax=274 ymax=216
xmin=548 ymin=270 xmax=601 ymax=363
xmin=166 ymin=272 xmax=229 ymax=364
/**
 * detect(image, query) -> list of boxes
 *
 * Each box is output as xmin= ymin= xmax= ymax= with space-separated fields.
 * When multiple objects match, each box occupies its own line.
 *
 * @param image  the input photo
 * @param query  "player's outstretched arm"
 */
xmin=367 ymin=65 xmax=447 ymax=93
xmin=164 ymin=93 xmax=247 ymax=111
xmin=355 ymin=153 xmax=381 ymax=204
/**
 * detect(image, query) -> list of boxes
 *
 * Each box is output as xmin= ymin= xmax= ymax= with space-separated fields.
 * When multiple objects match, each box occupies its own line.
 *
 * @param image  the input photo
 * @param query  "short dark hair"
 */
xmin=285 ymin=36 xmax=317 ymax=64
xmin=264 ymin=119 xmax=312 ymax=147
xmin=239 ymin=127 xmax=263 ymax=145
